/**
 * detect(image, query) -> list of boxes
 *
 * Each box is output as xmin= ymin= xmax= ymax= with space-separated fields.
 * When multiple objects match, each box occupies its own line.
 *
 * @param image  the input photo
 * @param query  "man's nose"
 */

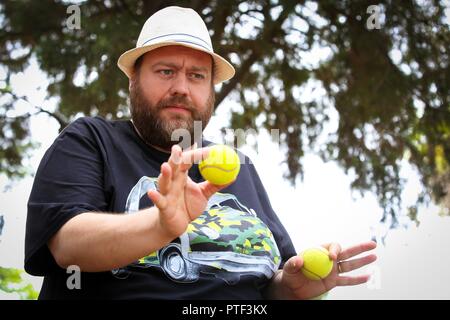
xmin=169 ymin=73 xmax=189 ymax=96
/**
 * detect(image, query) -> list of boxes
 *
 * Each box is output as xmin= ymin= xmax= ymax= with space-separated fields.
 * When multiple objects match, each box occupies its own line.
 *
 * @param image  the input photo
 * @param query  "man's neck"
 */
xmin=150 ymin=144 xmax=171 ymax=154
xmin=130 ymin=119 xmax=197 ymax=154
xmin=130 ymin=120 xmax=171 ymax=153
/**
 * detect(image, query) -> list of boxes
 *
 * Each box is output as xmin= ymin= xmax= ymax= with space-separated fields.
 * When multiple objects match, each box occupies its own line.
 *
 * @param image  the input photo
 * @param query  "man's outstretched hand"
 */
xmin=268 ymin=241 xmax=378 ymax=299
xmin=147 ymin=144 xmax=231 ymax=240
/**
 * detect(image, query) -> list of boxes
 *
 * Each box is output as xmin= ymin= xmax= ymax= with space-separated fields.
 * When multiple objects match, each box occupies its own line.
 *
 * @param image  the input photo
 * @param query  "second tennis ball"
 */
xmin=199 ymin=145 xmax=240 ymax=185
xmin=300 ymin=247 xmax=333 ymax=280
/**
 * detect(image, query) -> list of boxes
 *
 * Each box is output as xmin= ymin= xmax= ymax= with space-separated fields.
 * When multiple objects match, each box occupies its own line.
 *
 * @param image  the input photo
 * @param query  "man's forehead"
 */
xmin=142 ymin=45 xmax=212 ymax=67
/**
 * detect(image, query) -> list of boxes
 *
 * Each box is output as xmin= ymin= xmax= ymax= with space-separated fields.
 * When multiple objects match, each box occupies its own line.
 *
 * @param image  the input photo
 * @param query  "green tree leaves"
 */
xmin=0 ymin=266 xmax=39 ymax=300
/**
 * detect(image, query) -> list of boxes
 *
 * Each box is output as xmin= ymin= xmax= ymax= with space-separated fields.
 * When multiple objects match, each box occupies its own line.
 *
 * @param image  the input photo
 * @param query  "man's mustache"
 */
xmin=156 ymin=96 xmax=196 ymax=113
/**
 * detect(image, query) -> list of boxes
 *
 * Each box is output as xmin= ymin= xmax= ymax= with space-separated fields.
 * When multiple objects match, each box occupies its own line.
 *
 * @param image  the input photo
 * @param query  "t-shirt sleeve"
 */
xmin=25 ymin=118 xmax=109 ymax=276
xmin=245 ymin=159 xmax=297 ymax=268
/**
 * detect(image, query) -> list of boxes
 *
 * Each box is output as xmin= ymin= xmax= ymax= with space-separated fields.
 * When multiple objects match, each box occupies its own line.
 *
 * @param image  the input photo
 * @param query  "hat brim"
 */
xmin=117 ymin=42 xmax=235 ymax=85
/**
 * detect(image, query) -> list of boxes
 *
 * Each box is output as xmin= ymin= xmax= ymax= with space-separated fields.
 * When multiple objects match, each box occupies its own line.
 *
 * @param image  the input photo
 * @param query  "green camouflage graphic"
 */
xmin=137 ymin=205 xmax=280 ymax=267
xmin=115 ymin=176 xmax=281 ymax=284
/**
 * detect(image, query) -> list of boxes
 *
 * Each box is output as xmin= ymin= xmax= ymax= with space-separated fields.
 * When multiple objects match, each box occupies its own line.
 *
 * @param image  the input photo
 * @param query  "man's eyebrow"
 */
xmin=189 ymin=66 xmax=209 ymax=73
xmin=152 ymin=62 xmax=180 ymax=69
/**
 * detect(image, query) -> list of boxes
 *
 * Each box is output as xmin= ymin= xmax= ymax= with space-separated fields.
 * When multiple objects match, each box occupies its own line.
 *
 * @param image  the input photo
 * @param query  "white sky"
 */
xmin=1 ymin=55 xmax=449 ymax=300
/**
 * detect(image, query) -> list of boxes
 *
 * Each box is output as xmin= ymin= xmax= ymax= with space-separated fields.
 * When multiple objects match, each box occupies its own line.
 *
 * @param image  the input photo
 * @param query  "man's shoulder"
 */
xmin=62 ymin=116 xmax=129 ymax=136
xmin=68 ymin=115 xmax=119 ymax=128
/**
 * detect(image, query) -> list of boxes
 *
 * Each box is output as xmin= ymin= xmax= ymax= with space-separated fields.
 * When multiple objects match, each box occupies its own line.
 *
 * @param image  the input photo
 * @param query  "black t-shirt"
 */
xmin=25 ymin=116 xmax=296 ymax=299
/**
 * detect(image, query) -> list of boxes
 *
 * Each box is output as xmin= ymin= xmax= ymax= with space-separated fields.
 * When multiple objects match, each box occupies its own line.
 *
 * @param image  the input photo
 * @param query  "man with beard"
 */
xmin=25 ymin=6 xmax=377 ymax=300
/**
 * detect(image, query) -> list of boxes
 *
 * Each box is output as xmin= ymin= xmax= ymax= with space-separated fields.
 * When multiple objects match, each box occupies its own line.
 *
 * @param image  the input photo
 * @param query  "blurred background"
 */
xmin=0 ymin=0 xmax=449 ymax=299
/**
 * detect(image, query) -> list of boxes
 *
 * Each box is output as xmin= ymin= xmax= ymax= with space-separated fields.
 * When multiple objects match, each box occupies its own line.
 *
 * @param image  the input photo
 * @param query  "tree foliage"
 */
xmin=0 ymin=0 xmax=449 ymax=224
xmin=0 ymin=266 xmax=39 ymax=299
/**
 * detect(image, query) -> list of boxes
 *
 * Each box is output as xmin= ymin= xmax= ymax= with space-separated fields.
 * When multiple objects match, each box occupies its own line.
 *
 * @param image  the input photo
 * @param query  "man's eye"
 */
xmin=190 ymin=73 xmax=205 ymax=80
xmin=159 ymin=69 xmax=173 ymax=76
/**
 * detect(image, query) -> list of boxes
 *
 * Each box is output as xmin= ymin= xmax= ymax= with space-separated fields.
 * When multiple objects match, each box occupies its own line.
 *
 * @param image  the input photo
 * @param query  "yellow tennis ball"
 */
xmin=300 ymin=247 xmax=333 ymax=280
xmin=199 ymin=145 xmax=240 ymax=185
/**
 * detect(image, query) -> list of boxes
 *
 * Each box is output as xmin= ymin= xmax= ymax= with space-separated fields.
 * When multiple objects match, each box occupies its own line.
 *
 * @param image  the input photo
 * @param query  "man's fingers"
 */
xmin=322 ymin=243 xmax=341 ymax=261
xmin=169 ymin=145 xmax=210 ymax=173
xmin=166 ymin=145 xmax=190 ymax=191
xmin=336 ymin=274 xmax=371 ymax=286
xmin=158 ymin=162 xmax=172 ymax=194
xmin=147 ymin=189 xmax=168 ymax=210
xmin=172 ymin=166 xmax=189 ymax=190
xmin=168 ymin=145 xmax=182 ymax=174
xmin=180 ymin=146 xmax=210 ymax=171
xmin=338 ymin=254 xmax=377 ymax=273
xmin=158 ymin=146 xmax=212 ymax=200
xmin=338 ymin=241 xmax=377 ymax=261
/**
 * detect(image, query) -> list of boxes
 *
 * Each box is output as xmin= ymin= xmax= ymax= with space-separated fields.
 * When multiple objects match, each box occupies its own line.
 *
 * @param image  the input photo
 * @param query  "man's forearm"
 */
xmin=48 ymin=207 xmax=173 ymax=272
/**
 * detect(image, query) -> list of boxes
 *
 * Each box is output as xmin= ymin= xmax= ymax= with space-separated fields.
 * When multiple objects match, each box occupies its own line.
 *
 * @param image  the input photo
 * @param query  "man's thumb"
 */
xmin=284 ymin=255 xmax=303 ymax=275
xmin=199 ymin=181 xmax=232 ymax=200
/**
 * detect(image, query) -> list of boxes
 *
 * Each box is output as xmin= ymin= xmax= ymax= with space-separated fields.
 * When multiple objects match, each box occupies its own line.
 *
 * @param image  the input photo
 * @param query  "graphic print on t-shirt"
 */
xmin=111 ymin=176 xmax=281 ymax=285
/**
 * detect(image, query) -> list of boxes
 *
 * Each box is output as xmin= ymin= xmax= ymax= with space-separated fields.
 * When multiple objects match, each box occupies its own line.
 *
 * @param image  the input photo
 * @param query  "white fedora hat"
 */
xmin=117 ymin=6 xmax=235 ymax=84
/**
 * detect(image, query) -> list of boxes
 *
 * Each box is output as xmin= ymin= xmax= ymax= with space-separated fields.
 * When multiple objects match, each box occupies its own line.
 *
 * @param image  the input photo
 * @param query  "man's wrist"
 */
xmin=143 ymin=206 xmax=175 ymax=244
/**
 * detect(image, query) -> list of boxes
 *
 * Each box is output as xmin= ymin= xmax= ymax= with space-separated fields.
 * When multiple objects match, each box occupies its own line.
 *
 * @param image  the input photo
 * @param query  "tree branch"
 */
xmin=34 ymin=106 xmax=69 ymax=130
xmin=215 ymin=51 xmax=258 ymax=108
xmin=0 ymin=88 xmax=68 ymax=129
xmin=215 ymin=2 xmax=296 ymax=108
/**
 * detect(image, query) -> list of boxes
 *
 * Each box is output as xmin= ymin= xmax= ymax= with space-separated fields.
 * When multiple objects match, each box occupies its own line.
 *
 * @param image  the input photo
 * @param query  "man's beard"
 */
xmin=129 ymin=78 xmax=214 ymax=151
